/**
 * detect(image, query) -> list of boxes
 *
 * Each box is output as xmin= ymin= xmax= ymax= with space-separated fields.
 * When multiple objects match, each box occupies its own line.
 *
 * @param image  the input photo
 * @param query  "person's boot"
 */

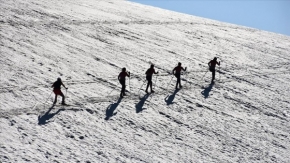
xmin=61 ymin=101 xmax=66 ymax=105
xmin=151 ymin=90 xmax=155 ymax=93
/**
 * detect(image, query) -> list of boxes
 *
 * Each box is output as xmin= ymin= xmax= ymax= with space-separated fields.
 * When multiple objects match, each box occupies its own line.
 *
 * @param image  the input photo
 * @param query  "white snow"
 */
xmin=1 ymin=0 xmax=290 ymax=162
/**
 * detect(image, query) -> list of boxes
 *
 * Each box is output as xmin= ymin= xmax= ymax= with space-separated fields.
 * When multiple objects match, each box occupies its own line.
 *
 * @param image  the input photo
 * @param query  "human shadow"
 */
xmin=105 ymin=97 xmax=122 ymax=120
xmin=165 ymin=89 xmax=180 ymax=105
xmin=201 ymin=82 xmax=214 ymax=98
xmin=136 ymin=94 xmax=150 ymax=113
xmin=38 ymin=105 xmax=65 ymax=125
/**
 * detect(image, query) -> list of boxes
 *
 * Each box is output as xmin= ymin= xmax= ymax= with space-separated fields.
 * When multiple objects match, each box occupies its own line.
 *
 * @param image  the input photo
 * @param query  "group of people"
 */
xmin=52 ymin=57 xmax=220 ymax=104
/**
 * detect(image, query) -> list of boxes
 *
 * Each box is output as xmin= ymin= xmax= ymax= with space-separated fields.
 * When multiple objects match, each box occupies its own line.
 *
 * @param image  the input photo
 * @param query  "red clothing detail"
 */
xmin=52 ymin=81 xmax=62 ymax=89
xmin=53 ymin=89 xmax=63 ymax=96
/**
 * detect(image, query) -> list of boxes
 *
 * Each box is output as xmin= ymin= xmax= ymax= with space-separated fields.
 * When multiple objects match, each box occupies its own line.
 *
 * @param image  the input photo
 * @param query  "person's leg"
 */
xmin=119 ymin=80 xmax=124 ymax=97
xmin=149 ymin=80 xmax=153 ymax=92
xmin=145 ymin=81 xmax=149 ymax=93
xmin=210 ymin=67 xmax=215 ymax=82
xmin=121 ymin=80 xmax=126 ymax=95
xmin=146 ymin=76 xmax=152 ymax=93
xmin=174 ymin=74 xmax=178 ymax=89
xmin=177 ymin=73 xmax=181 ymax=88
xmin=53 ymin=95 xmax=57 ymax=104
xmin=212 ymin=70 xmax=215 ymax=82
xmin=60 ymin=92 xmax=65 ymax=104
xmin=145 ymin=77 xmax=150 ymax=93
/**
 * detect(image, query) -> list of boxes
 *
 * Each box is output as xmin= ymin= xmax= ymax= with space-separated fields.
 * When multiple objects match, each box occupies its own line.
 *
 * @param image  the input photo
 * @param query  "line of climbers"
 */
xmin=51 ymin=57 xmax=220 ymax=104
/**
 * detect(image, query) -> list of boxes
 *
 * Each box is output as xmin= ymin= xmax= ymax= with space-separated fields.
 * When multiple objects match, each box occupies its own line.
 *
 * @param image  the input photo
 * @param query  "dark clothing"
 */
xmin=53 ymin=89 xmax=64 ymax=96
xmin=118 ymin=71 xmax=129 ymax=80
xmin=174 ymin=73 xmax=181 ymax=88
xmin=145 ymin=68 xmax=157 ymax=92
xmin=51 ymin=80 xmax=66 ymax=104
xmin=146 ymin=68 xmax=156 ymax=77
xmin=208 ymin=60 xmax=220 ymax=82
xmin=52 ymin=81 xmax=62 ymax=90
xmin=146 ymin=75 xmax=152 ymax=82
xmin=119 ymin=80 xmax=126 ymax=96
xmin=208 ymin=60 xmax=220 ymax=68
xmin=173 ymin=66 xmax=186 ymax=89
xmin=210 ymin=68 xmax=216 ymax=82
xmin=173 ymin=66 xmax=185 ymax=74
xmin=145 ymin=76 xmax=153 ymax=92
xmin=118 ymin=71 xmax=130 ymax=97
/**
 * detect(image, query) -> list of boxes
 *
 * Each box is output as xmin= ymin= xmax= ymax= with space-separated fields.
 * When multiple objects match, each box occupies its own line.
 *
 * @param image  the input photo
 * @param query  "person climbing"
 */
xmin=208 ymin=57 xmax=220 ymax=83
xmin=172 ymin=62 xmax=187 ymax=89
xmin=51 ymin=77 xmax=68 ymax=105
xmin=118 ymin=67 xmax=130 ymax=98
xmin=145 ymin=64 xmax=158 ymax=93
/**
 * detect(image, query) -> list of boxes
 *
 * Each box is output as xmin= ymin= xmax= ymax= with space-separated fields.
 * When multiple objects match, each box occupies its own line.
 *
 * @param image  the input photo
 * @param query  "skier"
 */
xmin=208 ymin=57 xmax=220 ymax=83
xmin=118 ymin=67 xmax=130 ymax=98
xmin=51 ymin=77 xmax=68 ymax=105
xmin=145 ymin=64 xmax=158 ymax=93
xmin=172 ymin=62 xmax=187 ymax=89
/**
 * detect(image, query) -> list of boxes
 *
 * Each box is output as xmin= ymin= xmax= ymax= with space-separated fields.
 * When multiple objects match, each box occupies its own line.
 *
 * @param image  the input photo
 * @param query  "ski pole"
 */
xmin=138 ymin=80 xmax=146 ymax=98
xmin=128 ymin=72 xmax=131 ymax=92
xmin=218 ymin=58 xmax=222 ymax=81
xmin=153 ymin=74 xmax=158 ymax=90
xmin=44 ymin=91 xmax=53 ymax=104
xmin=42 ymin=91 xmax=53 ymax=110
xmin=182 ymin=69 xmax=189 ymax=89
xmin=201 ymin=70 xmax=208 ymax=81
xmin=166 ymin=75 xmax=174 ymax=92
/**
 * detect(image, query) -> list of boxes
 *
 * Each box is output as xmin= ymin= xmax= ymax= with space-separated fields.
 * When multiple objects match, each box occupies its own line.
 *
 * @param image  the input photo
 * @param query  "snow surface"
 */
xmin=1 ymin=0 xmax=290 ymax=162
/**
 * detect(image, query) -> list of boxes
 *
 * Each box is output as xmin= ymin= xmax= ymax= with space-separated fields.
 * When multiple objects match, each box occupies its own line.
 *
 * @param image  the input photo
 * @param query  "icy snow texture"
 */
xmin=0 ymin=0 xmax=290 ymax=162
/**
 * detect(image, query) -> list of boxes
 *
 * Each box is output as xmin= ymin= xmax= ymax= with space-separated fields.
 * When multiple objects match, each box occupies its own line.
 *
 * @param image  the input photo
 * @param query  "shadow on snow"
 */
xmin=105 ymin=97 xmax=122 ymax=120
xmin=38 ymin=105 xmax=65 ymax=125
xmin=201 ymin=82 xmax=214 ymax=98
xmin=165 ymin=89 xmax=179 ymax=105
xmin=136 ymin=94 xmax=150 ymax=113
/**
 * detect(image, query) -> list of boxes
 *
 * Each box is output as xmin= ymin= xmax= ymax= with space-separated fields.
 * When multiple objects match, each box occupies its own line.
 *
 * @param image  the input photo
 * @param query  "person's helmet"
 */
xmin=122 ymin=67 xmax=126 ymax=72
xmin=178 ymin=62 xmax=181 ymax=66
xmin=150 ymin=64 xmax=154 ymax=68
xmin=57 ymin=77 xmax=61 ymax=81
xmin=214 ymin=57 xmax=217 ymax=60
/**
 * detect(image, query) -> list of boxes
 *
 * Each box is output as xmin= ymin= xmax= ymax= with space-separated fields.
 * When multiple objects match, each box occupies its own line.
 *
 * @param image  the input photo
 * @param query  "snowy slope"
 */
xmin=1 ymin=0 xmax=290 ymax=162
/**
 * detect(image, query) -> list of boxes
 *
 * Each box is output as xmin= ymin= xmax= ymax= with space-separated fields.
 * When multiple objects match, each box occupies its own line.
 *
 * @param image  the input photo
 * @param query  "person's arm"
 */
xmin=218 ymin=61 xmax=220 ymax=66
xmin=61 ymin=82 xmax=68 ymax=89
xmin=208 ymin=61 xmax=211 ymax=67
xmin=172 ymin=67 xmax=176 ymax=74
xmin=145 ymin=69 xmax=148 ymax=75
xmin=154 ymin=69 xmax=158 ymax=74
xmin=118 ymin=73 xmax=121 ymax=80
xmin=51 ymin=83 xmax=54 ymax=88
xmin=127 ymin=72 xmax=130 ymax=77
